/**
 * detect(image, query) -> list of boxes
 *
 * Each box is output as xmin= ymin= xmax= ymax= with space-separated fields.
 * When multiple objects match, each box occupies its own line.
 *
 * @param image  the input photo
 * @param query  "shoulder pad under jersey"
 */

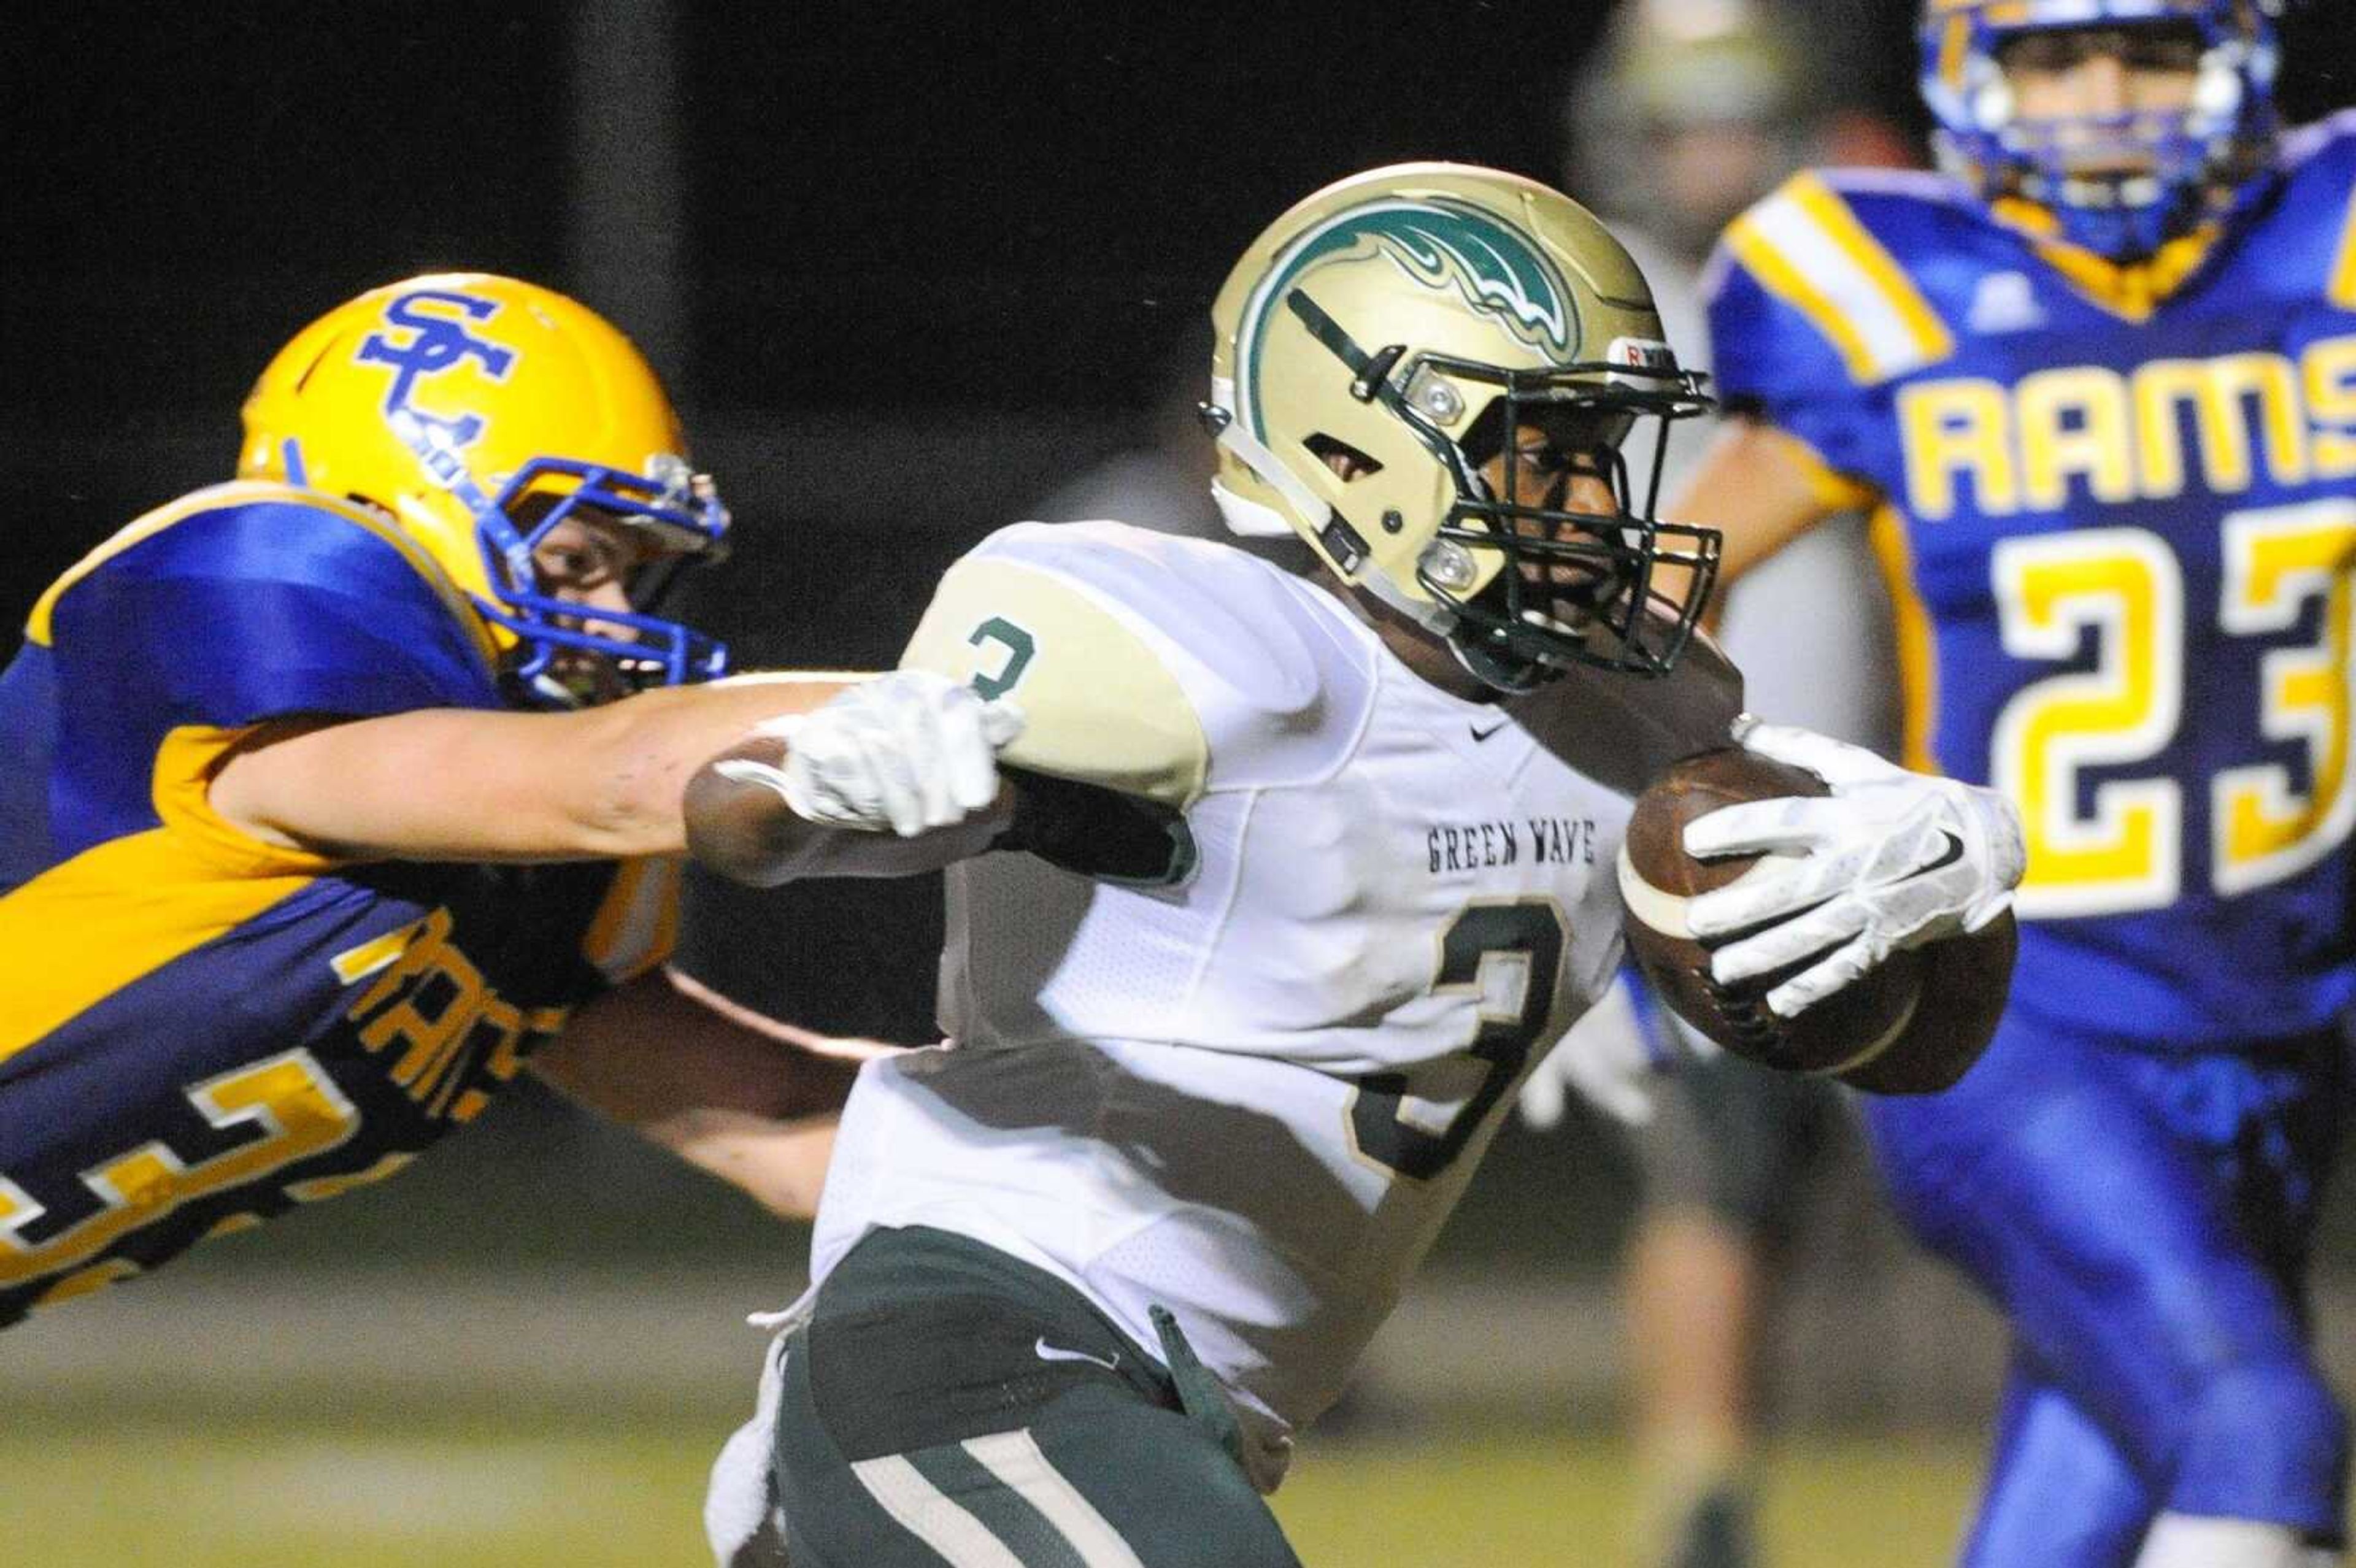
xmin=900 ymin=520 xmax=1376 ymax=805
xmin=33 ymin=482 xmax=503 ymax=724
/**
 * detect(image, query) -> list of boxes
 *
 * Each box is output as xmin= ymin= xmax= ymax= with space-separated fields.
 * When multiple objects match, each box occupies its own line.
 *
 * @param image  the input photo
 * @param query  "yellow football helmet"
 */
xmin=239 ymin=273 xmax=729 ymax=702
xmin=1206 ymin=163 xmax=1719 ymax=691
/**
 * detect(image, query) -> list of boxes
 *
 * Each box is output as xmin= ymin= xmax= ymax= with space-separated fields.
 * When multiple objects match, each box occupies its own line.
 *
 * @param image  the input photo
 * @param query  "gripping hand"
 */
xmin=715 ymin=671 xmax=1025 ymax=837
xmin=1680 ymin=718 xmax=2025 ymax=1018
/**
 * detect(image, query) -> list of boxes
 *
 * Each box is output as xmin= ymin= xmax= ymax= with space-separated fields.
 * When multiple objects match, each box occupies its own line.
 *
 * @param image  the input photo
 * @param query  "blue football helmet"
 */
xmin=240 ymin=274 xmax=730 ymax=705
xmin=1919 ymin=0 xmax=2282 ymax=261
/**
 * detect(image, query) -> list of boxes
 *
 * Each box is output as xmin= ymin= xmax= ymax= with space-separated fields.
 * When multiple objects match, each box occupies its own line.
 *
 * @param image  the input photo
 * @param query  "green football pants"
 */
xmin=764 ymin=1225 xmax=1302 ymax=1568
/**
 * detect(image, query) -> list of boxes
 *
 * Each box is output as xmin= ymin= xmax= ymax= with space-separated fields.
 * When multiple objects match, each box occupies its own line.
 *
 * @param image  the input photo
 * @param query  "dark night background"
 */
xmin=4 ymin=2 xmax=2355 ymax=1267
xmin=10 ymin=1 xmax=2354 ymax=623
xmin=8 ymin=1 xmax=2352 ymax=626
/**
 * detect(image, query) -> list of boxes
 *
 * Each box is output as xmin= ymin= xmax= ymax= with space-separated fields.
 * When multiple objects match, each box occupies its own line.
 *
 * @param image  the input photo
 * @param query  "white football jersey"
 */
xmin=811 ymin=520 xmax=1632 ymax=1489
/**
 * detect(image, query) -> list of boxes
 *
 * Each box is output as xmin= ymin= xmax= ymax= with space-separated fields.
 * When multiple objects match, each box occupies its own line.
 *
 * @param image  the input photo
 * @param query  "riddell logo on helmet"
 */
xmin=1606 ymin=337 xmax=1676 ymax=369
xmin=1605 ymin=337 xmax=1680 ymax=390
xmin=356 ymin=289 xmax=518 ymax=453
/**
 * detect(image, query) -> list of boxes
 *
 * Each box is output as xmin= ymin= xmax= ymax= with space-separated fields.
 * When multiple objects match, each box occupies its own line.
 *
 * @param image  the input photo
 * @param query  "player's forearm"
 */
xmin=1666 ymin=420 xmax=1850 ymax=625
xmin=534 ymin=972 xmax=866 ymax=1120
xmin=561 ymin=674 xmax=865 ymax=859
xmin=207 ymin=672 xmax=866 ymax=863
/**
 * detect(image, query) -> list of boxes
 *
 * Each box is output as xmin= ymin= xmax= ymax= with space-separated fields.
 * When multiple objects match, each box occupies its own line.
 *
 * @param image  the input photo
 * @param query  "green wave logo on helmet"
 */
xmin=1365 ymin=204 xmax=1575 ymax=355
xmin=1241 ymin=197 xmax=1579 ymax=428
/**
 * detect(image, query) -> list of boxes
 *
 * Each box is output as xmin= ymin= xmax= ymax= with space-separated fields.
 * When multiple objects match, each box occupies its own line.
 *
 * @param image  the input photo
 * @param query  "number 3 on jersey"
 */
xmin=1992 ymin=499 xmax=2356 ymax=917
xmin=1350 ymin=899 xmax=1565 ymax=1182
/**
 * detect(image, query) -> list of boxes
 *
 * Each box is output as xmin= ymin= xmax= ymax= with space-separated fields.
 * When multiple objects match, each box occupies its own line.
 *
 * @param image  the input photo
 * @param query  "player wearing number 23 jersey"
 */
xmin=1694 ymin=3 xmax=2354 ymax=1561
xmin=1712 ymin=112 xmax=2356 ymax=1051
xmin=0 ymin=480 xmax=680 ymax=1326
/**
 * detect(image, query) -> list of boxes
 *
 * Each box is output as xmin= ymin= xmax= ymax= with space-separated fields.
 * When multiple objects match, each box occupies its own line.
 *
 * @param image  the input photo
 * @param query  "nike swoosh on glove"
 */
xmin=714 ymin=670 xmax=1025 ymax=837
xmin=1678 ymin=717 xmax=2025 ymax=1019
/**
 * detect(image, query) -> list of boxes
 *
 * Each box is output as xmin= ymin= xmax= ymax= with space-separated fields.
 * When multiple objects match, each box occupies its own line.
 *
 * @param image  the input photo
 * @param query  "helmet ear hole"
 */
xmin=1301 ymin=433 xmax=1384 ymax=481
xmin=2193 ymin=52 xmax=2241 ymax=118
xmin=1971 ymin=72 xmax=2012 ymax=132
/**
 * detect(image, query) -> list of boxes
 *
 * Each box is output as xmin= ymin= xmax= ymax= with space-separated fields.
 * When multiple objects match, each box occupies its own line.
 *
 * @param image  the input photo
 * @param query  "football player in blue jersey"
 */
xmin=1672 ymin=2 xmax=2352 ymax=1563
xmin=0 ymin=274 xmax=891 ymax=1329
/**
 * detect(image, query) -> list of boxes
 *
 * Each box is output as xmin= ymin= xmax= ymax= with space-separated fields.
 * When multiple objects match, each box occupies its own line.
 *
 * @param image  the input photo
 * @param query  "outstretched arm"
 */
xmin=209 ymin=673 xmax=863 ymax=863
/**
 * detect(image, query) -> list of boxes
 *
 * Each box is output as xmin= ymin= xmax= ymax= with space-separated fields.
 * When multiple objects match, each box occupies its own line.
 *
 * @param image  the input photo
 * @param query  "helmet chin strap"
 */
xmin=526 ymin=668 xmax=591 ymax=709
xmin=1203 ymin=380 xmax=1328 ymax=537
xmin=1204 ymin=376 xmax=1463 ymax=637
xmin=1448 ymin=634 xmax=1546 ymax=695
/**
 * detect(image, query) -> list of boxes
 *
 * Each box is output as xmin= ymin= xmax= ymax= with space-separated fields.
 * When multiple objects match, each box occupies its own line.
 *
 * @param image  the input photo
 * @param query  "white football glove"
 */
xmin=1681 ymin=717 xmax=2025 ymax=1020
xmin=715 ymin=671 xmax=1025 ymax=837
xmin=1519 ymin=969 xmax=1713 ymax=1129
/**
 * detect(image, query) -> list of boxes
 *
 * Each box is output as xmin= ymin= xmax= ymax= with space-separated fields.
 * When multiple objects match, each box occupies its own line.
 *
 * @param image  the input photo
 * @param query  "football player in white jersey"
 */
xmin=687 ymin=164 xmax=2026 ymax=1568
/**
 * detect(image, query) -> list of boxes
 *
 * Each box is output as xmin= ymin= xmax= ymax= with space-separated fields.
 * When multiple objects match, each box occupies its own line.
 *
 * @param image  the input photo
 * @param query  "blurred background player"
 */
xmin=0 ymin=273 xmax=867 ymax=1327
xmin=1681 ymin=1 xmax=2352 ymax=1563
xmin=688 ymin=162 xmax=2022 ymax=1568
xmin=1517 ymin=6 xmax=1917 ymax=1564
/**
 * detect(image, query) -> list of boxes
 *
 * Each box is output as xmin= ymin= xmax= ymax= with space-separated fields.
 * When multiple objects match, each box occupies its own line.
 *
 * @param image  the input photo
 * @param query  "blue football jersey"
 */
xmin=1707 ymin=112 xmax=2356 ymax=1053
xmin=0 ymin=482 xmax=679 ymax=1324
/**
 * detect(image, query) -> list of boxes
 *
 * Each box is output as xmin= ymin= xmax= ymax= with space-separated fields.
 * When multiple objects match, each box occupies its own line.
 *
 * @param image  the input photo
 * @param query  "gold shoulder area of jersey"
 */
xmin=1426 ymin=815 xmax=1601 ymax=877
xmin=898 ymin=550 xmax=1211 ymax=807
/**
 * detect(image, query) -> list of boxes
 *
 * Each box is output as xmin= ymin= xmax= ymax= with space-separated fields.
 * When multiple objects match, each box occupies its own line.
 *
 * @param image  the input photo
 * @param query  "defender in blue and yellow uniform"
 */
xmin=1688 ymin=3 xmax=2351 ymax=1563
xmin=0 ymin=275 xmax=849 ymax=1329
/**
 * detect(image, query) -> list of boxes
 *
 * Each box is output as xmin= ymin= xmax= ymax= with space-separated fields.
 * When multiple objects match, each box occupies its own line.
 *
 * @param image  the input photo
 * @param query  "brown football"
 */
xmin=1618 ymin=747 xmax=2015 ymax=1093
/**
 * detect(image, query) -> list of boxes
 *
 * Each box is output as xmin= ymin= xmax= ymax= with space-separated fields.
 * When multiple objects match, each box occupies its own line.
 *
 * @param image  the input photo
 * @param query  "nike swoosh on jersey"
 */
xmin=1033 ymin=1337 xmax=1120 ymax=1372
xmin=1469 ymin=720 xmax=1509 ymax=742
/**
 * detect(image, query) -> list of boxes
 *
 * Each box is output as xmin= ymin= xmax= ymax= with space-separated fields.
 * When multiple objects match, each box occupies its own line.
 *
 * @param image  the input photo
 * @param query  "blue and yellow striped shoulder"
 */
xmin=1711 ymin=168 xmax=1967 ymax=391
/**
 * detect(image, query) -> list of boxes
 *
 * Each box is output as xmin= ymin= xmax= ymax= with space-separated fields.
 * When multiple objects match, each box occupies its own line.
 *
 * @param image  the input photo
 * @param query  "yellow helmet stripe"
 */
xmin=1938 ymin=15 xmax=1972 ymax=93
xmin=1726 ymin=175 xmax=1954 ymax=385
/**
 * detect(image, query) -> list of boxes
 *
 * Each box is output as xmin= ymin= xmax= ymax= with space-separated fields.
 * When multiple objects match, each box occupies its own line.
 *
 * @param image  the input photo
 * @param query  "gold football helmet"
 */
xmin=1206 ymin=163 xmax=1719 ymax=690
xmin=239 ymin=273 xmax=728 ymax=702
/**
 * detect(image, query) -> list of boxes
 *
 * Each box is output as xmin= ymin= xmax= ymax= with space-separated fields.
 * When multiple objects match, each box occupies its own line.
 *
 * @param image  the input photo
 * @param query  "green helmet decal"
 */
xmin=1238 ymin=196 xmax=1580 ymax=436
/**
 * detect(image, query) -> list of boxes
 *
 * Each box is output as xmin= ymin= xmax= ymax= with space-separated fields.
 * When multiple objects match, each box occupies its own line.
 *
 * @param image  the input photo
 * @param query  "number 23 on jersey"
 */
xmin=1992 ymin=499 xmax=2356 ymax=917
